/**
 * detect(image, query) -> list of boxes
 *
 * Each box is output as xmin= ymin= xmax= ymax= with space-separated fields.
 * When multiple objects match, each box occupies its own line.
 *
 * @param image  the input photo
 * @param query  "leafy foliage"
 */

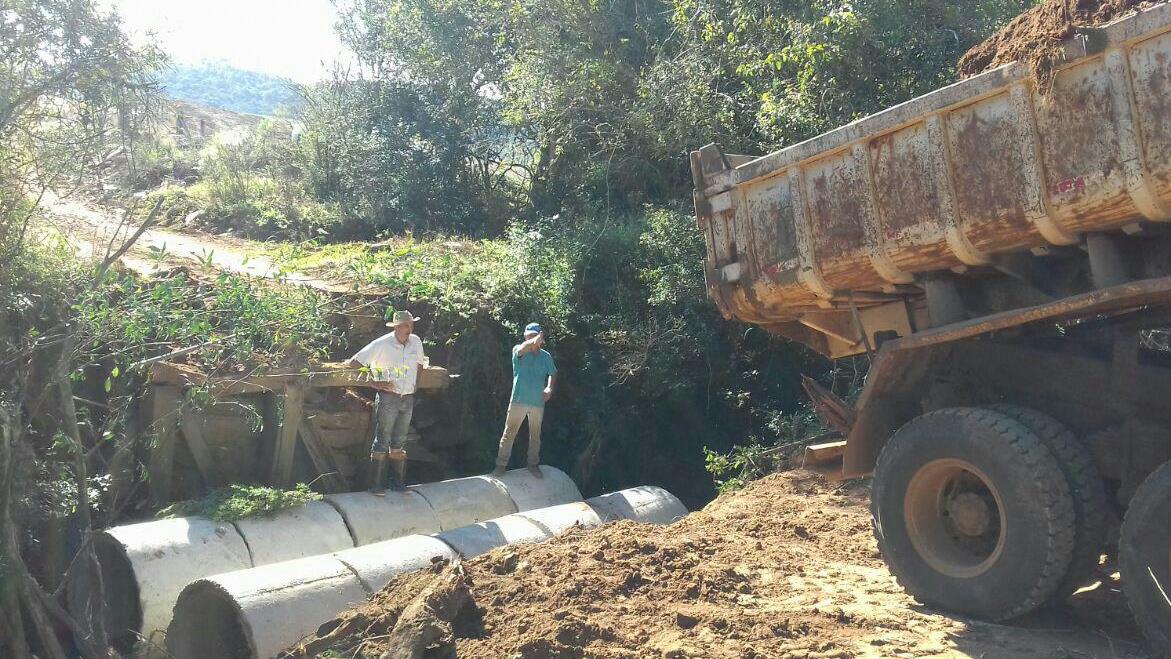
xmin=159 ymin=62 xmax=301 ymax=116
xmin=156 ymin=483 xmax=322 ymax=521
xmin=141 ymin=119 xmax=343 ymax=240
xmin=77 ymin=268 xmax=341 ymax=372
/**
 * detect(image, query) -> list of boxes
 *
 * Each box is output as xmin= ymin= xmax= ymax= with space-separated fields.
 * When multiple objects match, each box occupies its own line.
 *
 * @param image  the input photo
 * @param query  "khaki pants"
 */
xmin=496 ymin=402 xmax=544 ymax=469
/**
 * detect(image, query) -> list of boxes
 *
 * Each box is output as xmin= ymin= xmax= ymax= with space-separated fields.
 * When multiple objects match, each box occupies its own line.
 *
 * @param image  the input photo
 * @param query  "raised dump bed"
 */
xmin=691 ymin=3 xmax=1171 ymax=358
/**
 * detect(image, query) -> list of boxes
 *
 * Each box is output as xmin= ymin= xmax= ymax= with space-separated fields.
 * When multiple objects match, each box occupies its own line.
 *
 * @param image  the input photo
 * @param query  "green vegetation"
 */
xmin=703 ymin=404 xmax=826 ymax=493
xmin=0 ymin=1 xmax=1040 ymax=653
xmin=160 ymin=62 xmax=300 ymax=115
xmin=157 ymin=483 xmax=322 ymax=521
xmin=78 ymin=268 xmax=341 ymax=371
xmin=115 ymin=0 xmax=1038 ymax=504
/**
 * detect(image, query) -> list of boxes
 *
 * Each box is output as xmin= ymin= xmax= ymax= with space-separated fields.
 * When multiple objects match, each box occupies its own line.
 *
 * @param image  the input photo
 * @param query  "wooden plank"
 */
xmin=107 ymin=399 xmax=140 ymax=506
xmin=150 ymin=361 xmax=277 ymax=395
xmin=151 ymin=361 xmax=453 ymax=394
xmin=270 ymin=383 xmax=305 ymax=487
xmin=180 ymin=409 xmax=220 ymax=489
xmin=147 ymin=385 xmax=183 ymax=507
xmin=804 ymin=440 xmax=847 ymax=465
xmin=257 ymin=392 xmax=279 ymax=482
xmin=298 ymin=420 xmax=346 ymax=492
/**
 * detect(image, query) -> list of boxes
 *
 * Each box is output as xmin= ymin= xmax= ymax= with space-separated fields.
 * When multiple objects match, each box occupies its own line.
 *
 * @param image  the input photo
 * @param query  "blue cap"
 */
xmin=524 ymin=322 xmax=543 ymax=335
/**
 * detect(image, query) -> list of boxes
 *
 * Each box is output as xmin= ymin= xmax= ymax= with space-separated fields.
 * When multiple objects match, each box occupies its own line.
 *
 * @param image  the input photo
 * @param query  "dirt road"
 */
xmin=289 ymin=470 xmax=1151 ymax=658
xmin=41 ymin=191 xmax=363 ymax=293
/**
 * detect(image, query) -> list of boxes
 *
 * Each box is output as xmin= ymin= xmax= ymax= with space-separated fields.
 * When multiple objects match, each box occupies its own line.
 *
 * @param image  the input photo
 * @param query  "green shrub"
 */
xmin=156 ymin=484 xmax=322 ymax=521
xmin=76 ymin=269 xmax=340 ymax=373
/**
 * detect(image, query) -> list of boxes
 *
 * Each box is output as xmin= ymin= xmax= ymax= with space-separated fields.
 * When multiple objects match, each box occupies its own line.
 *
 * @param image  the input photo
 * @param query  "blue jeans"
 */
xmin=371 ymin=393 xmax=415 ymax=454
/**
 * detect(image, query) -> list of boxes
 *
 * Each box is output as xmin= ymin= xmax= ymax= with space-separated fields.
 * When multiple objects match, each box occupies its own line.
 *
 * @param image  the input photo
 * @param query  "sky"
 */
xmin=105 ymin=0 xmax=348 ymax=83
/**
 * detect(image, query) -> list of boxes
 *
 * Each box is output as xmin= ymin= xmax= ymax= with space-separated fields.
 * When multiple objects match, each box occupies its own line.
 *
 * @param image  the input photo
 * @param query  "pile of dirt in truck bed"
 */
xmin=958 ymin=0 xmax=1161 ymax=84
xmin=286 ymin=470 xmax=1149 ymax=658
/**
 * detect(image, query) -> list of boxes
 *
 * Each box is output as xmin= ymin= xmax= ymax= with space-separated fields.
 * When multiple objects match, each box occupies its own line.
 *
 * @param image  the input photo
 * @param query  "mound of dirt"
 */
xmin=957 ymin=0 xmax=1160 ymax=85
xmin=286 ymin=470 xmax=1146 ymax=658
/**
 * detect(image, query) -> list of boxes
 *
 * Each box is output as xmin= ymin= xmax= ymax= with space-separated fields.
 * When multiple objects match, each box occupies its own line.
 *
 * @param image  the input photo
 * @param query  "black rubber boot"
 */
xmin=389 ymin=458 xmax=407 ymax=492
xmin=368 ymin=459 xmax=387 ymax=496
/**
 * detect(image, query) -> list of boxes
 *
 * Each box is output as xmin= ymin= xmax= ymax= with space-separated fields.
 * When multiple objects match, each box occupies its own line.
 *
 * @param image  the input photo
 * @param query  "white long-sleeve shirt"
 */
xmin=350 ymin=333 xmax=426 ymax=394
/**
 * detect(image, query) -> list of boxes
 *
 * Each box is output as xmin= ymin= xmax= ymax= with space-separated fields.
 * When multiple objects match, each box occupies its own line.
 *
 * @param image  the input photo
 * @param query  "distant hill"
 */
xmin=159 ymin=62 xmax=302 ymax=116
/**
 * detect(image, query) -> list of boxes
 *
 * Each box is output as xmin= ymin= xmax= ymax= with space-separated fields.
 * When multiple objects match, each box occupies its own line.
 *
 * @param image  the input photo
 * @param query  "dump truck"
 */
xmin=691 ymin=4 xmax=1171 ymax=653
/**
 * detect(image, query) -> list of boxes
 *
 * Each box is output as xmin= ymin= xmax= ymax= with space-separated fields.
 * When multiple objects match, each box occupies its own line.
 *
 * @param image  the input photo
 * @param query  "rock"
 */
xmin=674 ymin=611 xmax=700 ymax=629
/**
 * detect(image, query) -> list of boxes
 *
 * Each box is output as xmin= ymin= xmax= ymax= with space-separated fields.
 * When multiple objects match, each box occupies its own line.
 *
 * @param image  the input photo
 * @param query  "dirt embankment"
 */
xmin=958 ymin=0 xmax=1161 ymax=83
xmin=286 ymin=471 xmax=1149 ymax=658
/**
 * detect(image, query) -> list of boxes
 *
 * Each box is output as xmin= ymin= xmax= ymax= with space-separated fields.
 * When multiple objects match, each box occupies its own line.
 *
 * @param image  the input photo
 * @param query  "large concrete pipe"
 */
xmin=167 ymin=554 xmax=369 ymax=659
xmin=334 ymin=535 xmax=459 ymax=593
xmin=410 ymin=474 xmax=517 ymax=529
xmin=518 ymin=500 xmax=603 ymax=535
xmin=495 ymin=465 xmax=582 ymax=511
xmin=586 ymin=485 xmax=688 ymax=525
xmin=90 ymin=517 xmax=252 ymax=650
xmin=435 ymin=514 xmax=551 ymax=559
xmin=323 ymin=490 xmax=440 ymax=545
xmin=166 ymin=487 xmax=689 ymax=659
xmin=91 ymin=466 xmax=588 ymax=647
xmin=232 ymin=500 xmax=355 ymax=565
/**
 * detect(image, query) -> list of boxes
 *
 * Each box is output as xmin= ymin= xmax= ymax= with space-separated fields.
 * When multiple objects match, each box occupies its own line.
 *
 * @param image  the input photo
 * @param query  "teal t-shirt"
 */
xmin=510 ymin=346 xmax=556 ymax=407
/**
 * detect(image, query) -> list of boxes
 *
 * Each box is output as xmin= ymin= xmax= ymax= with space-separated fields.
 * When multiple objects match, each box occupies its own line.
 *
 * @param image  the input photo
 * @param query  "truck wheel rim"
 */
xmin=904 ymin=459 xmax=1006 ymax=579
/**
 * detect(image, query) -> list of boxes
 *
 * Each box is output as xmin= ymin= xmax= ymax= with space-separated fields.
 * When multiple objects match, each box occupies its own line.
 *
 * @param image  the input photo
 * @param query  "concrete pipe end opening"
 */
xmin=167 ymin=580 xmax=254 ymax=659
xmin=81 ymin=532 xmax=141 ymax=653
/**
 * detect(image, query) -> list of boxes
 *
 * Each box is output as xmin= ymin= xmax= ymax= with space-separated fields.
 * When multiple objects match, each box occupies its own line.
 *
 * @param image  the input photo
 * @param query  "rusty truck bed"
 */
xmin=692 ymin=3 xmax=1171 ymax=357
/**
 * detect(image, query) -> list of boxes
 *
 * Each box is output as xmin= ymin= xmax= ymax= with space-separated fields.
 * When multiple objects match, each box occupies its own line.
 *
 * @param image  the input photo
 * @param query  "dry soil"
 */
xmin=286 ymin=470 xmax=1153 ymax=658
xmin=958 ymin=0 xmax=1161 ymax=84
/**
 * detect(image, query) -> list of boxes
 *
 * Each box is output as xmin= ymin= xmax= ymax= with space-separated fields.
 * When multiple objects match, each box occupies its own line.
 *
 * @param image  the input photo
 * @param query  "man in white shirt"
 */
xmin=348 ymin=310 xmax=426 ymax=495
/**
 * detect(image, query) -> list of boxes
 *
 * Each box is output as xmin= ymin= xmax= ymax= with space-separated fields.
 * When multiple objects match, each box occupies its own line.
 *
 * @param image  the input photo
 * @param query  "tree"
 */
xmin=1 ymin=2 xmax=160 ymax=656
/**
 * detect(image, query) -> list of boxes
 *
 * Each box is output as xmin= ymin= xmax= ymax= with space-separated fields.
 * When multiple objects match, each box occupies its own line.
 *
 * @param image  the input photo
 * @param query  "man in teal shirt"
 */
xmin=492 ymin=323 xmax=557 ymax=478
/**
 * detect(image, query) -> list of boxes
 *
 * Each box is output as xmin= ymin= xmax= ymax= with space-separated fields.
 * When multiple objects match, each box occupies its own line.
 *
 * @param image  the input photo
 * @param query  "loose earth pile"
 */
xmin=958 ymin=0 xmax=1161 ymax=86
xmin=285 ymin=471 xmax=1146 ymax=658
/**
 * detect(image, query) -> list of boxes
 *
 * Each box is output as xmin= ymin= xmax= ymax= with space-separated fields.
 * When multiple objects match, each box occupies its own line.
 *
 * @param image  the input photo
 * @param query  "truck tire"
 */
xmin=986 ymin=404 xmax=1108 ymax=600
xmin=871 ymin=407 xmax=1075 ymax=621
xmin=1119 ymin=461 xmax=1171 ymax=657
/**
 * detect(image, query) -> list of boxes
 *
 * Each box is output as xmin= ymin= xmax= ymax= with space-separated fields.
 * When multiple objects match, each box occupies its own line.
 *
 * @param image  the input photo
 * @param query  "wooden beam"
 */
xmin=107 ymin=399 xmax=140 ymax=506
xmin=179 ymin=409 xmax=220 ymax=489
xmin=270 ymin=383 xmax=305 ymax=488
xmin=147 ymin=385 xmax=183 ymax=507
xmin=257 ymin=392 xmax=279 ymax=482
xmin=150 ymin=361 xmax=453 ymax=395
xmin=804 ymin=440 xmax=847 ymax=466
xmin=298 ymin=420 xmax=346 ymax=492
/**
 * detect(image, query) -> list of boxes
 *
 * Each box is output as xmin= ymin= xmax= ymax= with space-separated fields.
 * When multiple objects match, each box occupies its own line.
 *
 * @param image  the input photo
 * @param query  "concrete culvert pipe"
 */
xmin=586 ymin=486 xmax=688 ymax=525
xmin=85 ymin=517 xmax=252 ymax=650
xmin=231 ymin=500 xmax=355 ymax=565
xmin=410 ymin=474 xmax=517 ymax=529
xmin=517 ymin=501 xmax=603 ymax=535
xmin=166 ymin=487 xmax=687 ymax=659
xmin=495 ymin=465 xmax=582 ymax=511
xmin=333 ymin=534 xmax=459 ymax=593
xmin=167 ymin=555 xmax=369 ymax=659
xmin=324 ymin=490 xmax=441 ymax=545
xmin=436 ymin=514 xmax=551 ymax=559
